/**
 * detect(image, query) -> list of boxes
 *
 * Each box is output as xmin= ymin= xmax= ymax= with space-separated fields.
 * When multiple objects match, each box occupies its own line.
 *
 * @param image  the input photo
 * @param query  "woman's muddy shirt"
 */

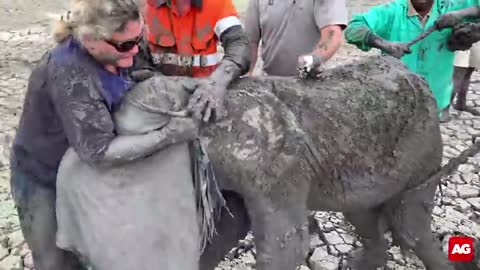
xmin=245 ymin=0 xmax=348 ymax=76
xmin=11 ymin=37 xmax=133 ymax=187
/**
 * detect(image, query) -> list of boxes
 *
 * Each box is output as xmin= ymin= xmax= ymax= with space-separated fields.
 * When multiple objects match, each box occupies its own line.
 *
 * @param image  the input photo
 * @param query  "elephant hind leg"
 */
xmin=384 ymin=183 xmax=454 ymax=270
xmin=344 ymin=208 xmax=389 ymax=270
xmin=200 ymin=191 xmax=251 ymax=270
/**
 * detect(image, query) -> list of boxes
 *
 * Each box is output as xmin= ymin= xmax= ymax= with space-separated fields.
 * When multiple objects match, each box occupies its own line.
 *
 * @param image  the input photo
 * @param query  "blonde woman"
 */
xmin=10 ymin=0 xmax=199 ymax=269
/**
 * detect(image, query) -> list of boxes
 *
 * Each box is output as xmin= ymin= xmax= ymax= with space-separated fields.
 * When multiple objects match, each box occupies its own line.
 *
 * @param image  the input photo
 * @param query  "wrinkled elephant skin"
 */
xmin=118 ymin=55 xmax=451 ymax=270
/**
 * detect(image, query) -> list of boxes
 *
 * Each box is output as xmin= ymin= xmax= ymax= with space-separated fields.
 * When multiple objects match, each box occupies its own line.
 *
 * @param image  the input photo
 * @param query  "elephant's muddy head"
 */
xmin=113 ymin=76 xmax=193 ymax=135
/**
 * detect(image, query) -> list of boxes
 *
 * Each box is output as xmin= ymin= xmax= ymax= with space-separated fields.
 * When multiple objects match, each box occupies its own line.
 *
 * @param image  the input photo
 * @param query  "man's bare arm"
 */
xmin=297 ymin=24 xmax=343 ymax=77
xmin=436 ymin=6 xmax=480 ymax=29
xmin=454 ymin=6 xmax=480 ymax=19
xmin=310 ymin=24 xmax=344 ymax=63
xmin=244 ymin=0 xmax=261 ymax=76
xmin=247 ymin=42 xmax=259 ymax=75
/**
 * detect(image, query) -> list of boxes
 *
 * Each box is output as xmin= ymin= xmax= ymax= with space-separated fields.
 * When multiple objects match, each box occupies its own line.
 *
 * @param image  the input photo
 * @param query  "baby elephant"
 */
xmin=122 ymin=55 xmax=451 ymax=270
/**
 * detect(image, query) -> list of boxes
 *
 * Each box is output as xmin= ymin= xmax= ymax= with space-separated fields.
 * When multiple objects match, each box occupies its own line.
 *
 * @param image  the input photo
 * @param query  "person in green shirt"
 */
xmin=344 ymin=0 xmax=479 ymax=122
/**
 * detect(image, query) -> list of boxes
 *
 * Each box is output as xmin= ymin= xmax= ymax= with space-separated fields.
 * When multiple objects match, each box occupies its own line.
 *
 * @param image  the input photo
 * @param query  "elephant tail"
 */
xmin=407 ymin=134 xmax=480 ymax=196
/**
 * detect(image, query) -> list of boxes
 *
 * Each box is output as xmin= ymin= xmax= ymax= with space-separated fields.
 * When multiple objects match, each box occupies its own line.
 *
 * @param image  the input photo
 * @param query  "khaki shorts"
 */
xmin=454 ymin=41 xmax=480 ymax=68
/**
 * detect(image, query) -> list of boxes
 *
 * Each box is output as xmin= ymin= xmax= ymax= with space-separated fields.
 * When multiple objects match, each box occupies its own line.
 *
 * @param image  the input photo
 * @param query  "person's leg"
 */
xmin=451 ymin=66 xmax=466 ymax=104
xmin=442 ymin=66 xmax=468 ymax=122
xmin=453 ymin=67 xmax=480 ymax=115
xmin=10 ymin=165 xmax=84 ymax=270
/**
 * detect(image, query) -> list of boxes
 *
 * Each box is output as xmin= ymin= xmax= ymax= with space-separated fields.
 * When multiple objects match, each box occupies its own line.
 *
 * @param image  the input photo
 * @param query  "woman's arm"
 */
xmin=50 ymin=63 xmax=198 ymax=167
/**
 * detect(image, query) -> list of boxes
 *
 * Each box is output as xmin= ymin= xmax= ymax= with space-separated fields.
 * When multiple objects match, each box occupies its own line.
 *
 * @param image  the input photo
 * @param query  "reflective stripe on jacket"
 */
xmin=145 ymin=0 xmax=242 ymax=77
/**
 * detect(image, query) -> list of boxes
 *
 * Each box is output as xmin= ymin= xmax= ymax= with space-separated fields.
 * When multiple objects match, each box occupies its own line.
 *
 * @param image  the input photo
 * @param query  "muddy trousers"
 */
xmin=9 ymin=165 xmax=84 ymax=270
xmin=452 ymin=66 xmax=475 ymax=105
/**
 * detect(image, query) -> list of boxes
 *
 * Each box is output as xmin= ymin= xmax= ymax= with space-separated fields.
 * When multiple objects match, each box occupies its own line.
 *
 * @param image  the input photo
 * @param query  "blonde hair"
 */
xmin=53 ymin=0 xmax=144 ymax=43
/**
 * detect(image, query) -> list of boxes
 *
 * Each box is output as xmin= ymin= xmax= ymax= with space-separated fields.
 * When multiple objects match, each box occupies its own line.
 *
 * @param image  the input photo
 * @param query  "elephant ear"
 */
xmin=127 ymin=76 xmax=193 ymax=114
xmin=160 ymin=77 xmax=194 ymax=111
xmin=131 ymin=76 xmax=173 ymax=110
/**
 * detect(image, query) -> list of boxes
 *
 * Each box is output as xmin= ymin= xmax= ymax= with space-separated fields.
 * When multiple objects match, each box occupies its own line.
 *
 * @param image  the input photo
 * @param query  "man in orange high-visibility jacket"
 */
xmin=138 ymin=0 xmax=251 ymax=124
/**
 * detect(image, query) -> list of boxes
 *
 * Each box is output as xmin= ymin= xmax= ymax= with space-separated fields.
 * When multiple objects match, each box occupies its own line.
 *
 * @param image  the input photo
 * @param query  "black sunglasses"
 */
xmin=105 ymin=33 xmax=143 ymax=53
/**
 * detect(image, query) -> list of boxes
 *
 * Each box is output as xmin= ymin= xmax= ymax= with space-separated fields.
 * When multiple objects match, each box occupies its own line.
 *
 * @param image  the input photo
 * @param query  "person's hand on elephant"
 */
xmin=185 ymin=78 xmax=227 ymax=123
xmin=297 ymin=55 xmax=325 ymax=79
xmin=435 ymin=11 xmax=462 ymax=30
xmin=165 ymin=117 xmax=201 ymax=143
xmin=380 ymin=41 xmax=412 ymax=59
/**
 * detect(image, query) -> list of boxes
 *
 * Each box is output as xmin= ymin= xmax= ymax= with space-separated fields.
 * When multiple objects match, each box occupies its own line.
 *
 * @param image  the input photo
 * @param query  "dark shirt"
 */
xmin=10 ymin=37 xmax=133 ymax=188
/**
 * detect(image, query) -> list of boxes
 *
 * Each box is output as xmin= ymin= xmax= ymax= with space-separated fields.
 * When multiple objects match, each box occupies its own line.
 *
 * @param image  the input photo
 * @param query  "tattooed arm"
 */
xmin=297 ymin=25 xmax=343 ymax=78
xmin=298 ymin=0 xmax=347 ymax=78
xmin=311 ymin=25 xmax=344 ymax=64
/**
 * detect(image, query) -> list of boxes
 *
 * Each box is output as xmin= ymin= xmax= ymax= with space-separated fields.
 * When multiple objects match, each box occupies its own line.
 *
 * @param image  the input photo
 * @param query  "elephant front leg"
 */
xmin=241 ymin=145 xmax=311 ymax=269
xmin=246 ymin=196 xmax=310 ymax=270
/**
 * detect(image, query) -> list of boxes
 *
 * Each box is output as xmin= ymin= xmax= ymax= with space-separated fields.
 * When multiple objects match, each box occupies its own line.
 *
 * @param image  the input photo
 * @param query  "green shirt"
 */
xmin=345 ymin=0 xmax=477 ymax=111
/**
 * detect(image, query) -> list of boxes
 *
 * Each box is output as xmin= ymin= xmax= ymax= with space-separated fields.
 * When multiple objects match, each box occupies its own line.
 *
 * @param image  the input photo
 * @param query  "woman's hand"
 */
xmin=186 ymin=78 xmax=227 ymax=123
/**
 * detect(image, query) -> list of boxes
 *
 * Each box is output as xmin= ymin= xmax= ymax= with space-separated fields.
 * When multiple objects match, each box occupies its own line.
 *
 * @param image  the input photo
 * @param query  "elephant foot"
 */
xmin=231 ymin=238 xmax=255 ymax=258
xmin=253 ymin=212 xmax=309 ymax=270
xmin=346 ymin=247 xmax=387 ymax=270
xmin=344 ymin=210 xmax=388 ymax=270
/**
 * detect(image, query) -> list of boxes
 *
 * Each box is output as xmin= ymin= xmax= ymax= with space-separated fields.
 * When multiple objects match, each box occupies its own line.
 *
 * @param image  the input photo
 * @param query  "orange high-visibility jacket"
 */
xmin=145 ymin=0 xmax=242 ymax=77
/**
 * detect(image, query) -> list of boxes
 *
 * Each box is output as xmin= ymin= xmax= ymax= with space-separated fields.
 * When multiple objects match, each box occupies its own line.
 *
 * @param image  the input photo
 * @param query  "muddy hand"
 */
xmin=186 ymin=79 xmax=227 ymax=123
xmin=381 ymin=41 xmax=412 ymax=59
xmin=448 ymin=22 xmax=480 ymax=51
xmin=436 ymin=12 xmax=462 ymax=30
xmin=297 ymin=55 xmax=324 ymax=79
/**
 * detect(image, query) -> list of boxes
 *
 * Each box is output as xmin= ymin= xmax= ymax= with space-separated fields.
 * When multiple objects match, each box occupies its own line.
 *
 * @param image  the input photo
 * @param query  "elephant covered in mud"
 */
xmin=57 ymin=55 xmax=450 ymax=270
xmin=127 ymin=55 xmax=452 ymax=270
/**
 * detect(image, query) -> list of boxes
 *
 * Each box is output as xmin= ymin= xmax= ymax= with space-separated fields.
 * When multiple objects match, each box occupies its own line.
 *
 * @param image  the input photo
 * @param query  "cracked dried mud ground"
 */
xmin=0 ymin=0 xmax=478 ymax=269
